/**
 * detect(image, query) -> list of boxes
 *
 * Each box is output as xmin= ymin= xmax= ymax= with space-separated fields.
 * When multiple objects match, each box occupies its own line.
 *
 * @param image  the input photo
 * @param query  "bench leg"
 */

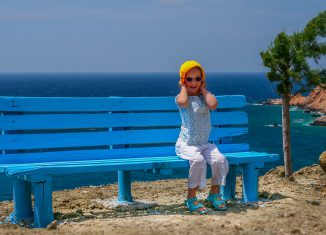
xmin=242 ymin=163 xmax=259 ymax=202
xmin=220 ymin=165 xmax=237 ymax=201
xmin=118 ymin=171 xmax=133 ymax=202
xmin=33 ymin=176 xmax=54 ymax=228
xmin=11 ymin=179 xmax=33 ymax=223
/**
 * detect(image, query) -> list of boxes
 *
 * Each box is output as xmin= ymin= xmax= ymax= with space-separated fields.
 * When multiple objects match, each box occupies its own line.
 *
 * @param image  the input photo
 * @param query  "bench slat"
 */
xmin=0 ymin=127 xmax=248 ymax=150
xmin=227 ymin=152 xmax=279 ymax=163
xmin=0 ymin=144 xmax=250 ymax=164
xmin=0 ymin=152 xmax=279 ymax=177
xmin=0 ymin=96 xmax=246 ymax=112
xmin=0 ymin=111 xmax=248 ymax=131
xmin=1 ymin=157 xmax=189 ymax=175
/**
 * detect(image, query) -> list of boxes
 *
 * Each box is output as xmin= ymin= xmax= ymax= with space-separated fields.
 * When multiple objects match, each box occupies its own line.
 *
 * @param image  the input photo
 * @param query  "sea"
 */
xmin=0 ymin=72 xmax=325 ymax=201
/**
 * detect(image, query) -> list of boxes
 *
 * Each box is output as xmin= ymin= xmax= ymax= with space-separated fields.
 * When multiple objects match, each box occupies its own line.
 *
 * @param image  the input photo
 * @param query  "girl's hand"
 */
xmin=179 ymin=80 xmax=187 ymax=89
xmin=200 ymin=80 xmax=207 ymax=92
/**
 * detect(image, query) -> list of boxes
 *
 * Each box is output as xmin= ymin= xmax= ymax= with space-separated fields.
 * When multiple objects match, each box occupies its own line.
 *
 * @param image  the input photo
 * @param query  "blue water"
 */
xmin=0 ymin=72 xmax=276 ymax=102
xmin=0 ymin=73 xmax=325 ymax=201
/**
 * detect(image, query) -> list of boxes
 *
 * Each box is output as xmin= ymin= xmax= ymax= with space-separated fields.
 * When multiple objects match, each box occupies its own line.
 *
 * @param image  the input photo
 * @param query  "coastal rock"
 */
xmin=289 ymin=93 xmax=306 ymax=106
xmin=319 ymin=151 xmax=326 ymax=173
xmin=266 ymin=98 xmax=282 ymax=105
xmin=301 ymin=86 xmax=326 ymax=113
xmin=262 ymin=86 xmax=326 ymax=126
xmin=266 ymin=93 xmax=306 ymax=106
xmin=266 ymin=86 xmax=326 ymax=117
xmin=311 ymin=115 xmax=326 ymax=126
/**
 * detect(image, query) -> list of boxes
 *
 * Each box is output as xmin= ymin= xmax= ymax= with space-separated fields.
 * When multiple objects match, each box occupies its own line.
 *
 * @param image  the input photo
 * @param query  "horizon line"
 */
xmin=0 ymin=71 xmax=267 ymax=74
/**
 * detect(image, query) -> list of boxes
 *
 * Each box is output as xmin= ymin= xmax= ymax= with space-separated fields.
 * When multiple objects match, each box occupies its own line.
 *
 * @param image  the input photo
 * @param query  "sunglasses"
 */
xmin=185 ymin=76 xmax=202 ymax=82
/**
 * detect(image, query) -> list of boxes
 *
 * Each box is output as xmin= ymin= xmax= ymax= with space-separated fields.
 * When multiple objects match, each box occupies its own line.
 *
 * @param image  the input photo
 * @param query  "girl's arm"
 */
xmin=176 ymin=82 xmax=188 ymax=108
xmin=201 ymin=81 xmax=218 ymax=110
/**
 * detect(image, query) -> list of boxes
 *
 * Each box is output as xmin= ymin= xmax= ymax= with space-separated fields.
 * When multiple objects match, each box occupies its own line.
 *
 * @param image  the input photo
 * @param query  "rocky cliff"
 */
xmin=267 ymin=86 xmax=325 ymax=113
xmin=265 ymin=86 xmax=326 ymax=126
xmin=266 ymin=93 xmax=307 ymax=106
xmin=300 ymin=86 xmax=326 ymax=113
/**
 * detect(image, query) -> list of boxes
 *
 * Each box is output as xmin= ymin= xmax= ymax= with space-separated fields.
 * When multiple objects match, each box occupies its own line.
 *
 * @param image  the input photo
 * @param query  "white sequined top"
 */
xmin=175 ymin=94 xmax=211 ymax=145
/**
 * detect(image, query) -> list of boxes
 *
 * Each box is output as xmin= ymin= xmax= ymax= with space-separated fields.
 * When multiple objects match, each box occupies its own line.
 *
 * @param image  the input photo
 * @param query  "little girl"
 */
xmin=175 ymin=60 xmax=229 ymax=214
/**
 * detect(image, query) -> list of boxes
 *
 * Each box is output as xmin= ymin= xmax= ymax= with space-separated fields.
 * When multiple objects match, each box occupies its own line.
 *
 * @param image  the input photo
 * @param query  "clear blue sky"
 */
xmin=0 ymin=0 xmax=325 ymax=73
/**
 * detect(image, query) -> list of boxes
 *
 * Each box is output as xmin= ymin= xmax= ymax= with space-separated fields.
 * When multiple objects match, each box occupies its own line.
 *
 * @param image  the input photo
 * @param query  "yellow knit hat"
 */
xmin=179 ymin=60 xmax=206 ymax=84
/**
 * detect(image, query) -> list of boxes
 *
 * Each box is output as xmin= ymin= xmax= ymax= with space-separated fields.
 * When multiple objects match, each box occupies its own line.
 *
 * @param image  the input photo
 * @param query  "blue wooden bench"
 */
xmin=0 ymin=95 xmax=279 ymax=228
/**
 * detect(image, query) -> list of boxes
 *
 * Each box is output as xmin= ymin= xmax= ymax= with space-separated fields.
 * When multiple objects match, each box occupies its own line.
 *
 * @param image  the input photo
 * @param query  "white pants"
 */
xmin=175 ymin=139 xmax=229 ymax=190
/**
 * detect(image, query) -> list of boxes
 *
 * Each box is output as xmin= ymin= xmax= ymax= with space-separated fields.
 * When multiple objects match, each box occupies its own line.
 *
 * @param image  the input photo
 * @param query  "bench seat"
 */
xmin=0 ymin=152 xmax=278 ymax=177
xmin=0 ymin=152 xmax=278 ymax=178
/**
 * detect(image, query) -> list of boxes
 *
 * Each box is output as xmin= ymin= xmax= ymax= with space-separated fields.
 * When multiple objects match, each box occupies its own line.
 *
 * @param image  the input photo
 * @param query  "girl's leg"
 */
xmin=202 ymin=143 xmax=229 ymax=188
xmin=176 ymin=141 xmax=208 ymax=213
xmin=176 ymin=141 xmax=208 ymax=191
xmin=210 ymin=184 xmax=220 ymax=194
xmin=187 ymin=186 xmax=207 ymax=213
xmin=188 ymin=186 xmax=198 ymax=198
xmin=202 ymin=143 xmax=229 ymax=210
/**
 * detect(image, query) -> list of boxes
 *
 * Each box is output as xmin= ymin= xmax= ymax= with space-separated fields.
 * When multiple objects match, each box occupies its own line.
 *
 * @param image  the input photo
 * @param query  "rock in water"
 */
xmin=319 ymin=151 xmax=326 ymax=173
xmin=312 ymin=115 xmax=326 ymax=126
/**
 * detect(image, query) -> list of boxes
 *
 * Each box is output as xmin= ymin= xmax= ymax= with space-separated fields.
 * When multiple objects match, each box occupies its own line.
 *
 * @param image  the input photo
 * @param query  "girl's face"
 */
xmin=184 ymin=67 xmax=202 ymax=96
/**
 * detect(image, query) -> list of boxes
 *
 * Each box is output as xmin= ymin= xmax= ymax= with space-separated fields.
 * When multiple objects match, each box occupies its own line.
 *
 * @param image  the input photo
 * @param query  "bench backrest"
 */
xmin=0 ymin=96 xmax=248 ymax=164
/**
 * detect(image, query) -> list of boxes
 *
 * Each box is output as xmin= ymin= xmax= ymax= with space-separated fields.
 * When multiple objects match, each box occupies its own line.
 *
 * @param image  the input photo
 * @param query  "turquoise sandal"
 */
xmin=185 ymin=197 xmax=208 ymax=215
xmin=206 ymin=193 xmax=228 ymax=211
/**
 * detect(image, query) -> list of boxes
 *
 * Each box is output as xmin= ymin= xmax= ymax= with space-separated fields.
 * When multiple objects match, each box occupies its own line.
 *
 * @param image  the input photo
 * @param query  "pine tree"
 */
xmin=260 ymin=11 xmax=326 ymax=178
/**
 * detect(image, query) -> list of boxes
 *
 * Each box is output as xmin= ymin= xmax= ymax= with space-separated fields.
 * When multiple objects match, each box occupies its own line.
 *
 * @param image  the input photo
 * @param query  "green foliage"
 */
xmin=303 ymin=11 xmax=326 ymax=62
xmin=260 ymin=10 xmax=326 ymax=96
xmin=319 ymin=69 xmax=326 ymax=88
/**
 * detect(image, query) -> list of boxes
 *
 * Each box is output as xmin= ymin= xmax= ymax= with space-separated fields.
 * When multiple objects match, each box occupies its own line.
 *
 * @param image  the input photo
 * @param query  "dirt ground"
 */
xmin=0 ymin=165 xmax=325 ymax=235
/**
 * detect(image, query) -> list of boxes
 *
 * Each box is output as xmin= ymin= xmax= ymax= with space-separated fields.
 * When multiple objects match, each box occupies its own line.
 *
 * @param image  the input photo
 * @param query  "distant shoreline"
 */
xmin=260 ymin=86 xmax=326 ymax=126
